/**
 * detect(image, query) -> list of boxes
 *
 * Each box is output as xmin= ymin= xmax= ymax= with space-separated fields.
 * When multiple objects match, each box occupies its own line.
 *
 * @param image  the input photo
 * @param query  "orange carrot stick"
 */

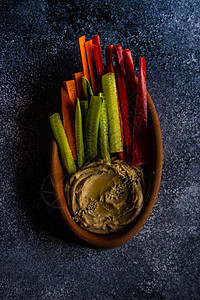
xmin=85 ymin=40 xmax=98 ymax=95
xmin=61 ymin=83 xmax=77 ymax=160
xmin=72 ymin=71 xmax=85 ymax=100
xmin=63 ymin=80 xmax=77 ymax=101
xmin=78 ymin=35 xmax=90 ymax=82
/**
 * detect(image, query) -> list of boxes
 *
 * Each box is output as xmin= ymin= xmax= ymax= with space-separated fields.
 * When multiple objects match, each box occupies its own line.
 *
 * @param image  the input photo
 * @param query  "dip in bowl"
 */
xmin=65 ymin=157 xmax=145 ymax=234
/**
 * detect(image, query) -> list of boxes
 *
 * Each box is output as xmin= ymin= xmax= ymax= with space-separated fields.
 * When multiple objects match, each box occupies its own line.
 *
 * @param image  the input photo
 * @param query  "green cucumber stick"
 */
xmin=86 ymin=95 xmax=102 ymax=160
xmin=50 ymin=113 xmax=77 ymax=174
xmin=80 ymin=100 xmax=88 ymax=152
xmin=80 ymin=100 xmax=88 ymax=130
xmin=82 ymin=77 xmax=93 ymax=100
xmin=98 ymin=93 xmax=110 ymax=162
xmin=75 ymin=98 xmax=85 ymax=168
xmin=102 ymin=73 xmax=123 ymax=153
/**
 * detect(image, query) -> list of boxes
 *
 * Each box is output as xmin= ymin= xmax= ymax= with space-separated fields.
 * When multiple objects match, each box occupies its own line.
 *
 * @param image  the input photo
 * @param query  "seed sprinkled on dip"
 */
xmin=65 ymin=158 xmax=145 ymax=234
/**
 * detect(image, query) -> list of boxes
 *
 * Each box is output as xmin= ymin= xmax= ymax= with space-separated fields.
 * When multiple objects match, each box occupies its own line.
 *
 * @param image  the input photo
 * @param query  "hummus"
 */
xmin=65 ymin=158 xmax=145 ymax=234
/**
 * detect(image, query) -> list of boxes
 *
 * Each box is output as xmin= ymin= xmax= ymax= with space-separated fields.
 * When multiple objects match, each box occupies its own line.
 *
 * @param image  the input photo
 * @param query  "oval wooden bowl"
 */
xmin=50 ymin=90 xmax=163 ymax=249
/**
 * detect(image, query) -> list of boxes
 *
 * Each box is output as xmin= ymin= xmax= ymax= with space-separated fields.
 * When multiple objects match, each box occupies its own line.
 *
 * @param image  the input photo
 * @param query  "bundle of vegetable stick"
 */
xmin=50 ymin=35 xmax=150 ymax=174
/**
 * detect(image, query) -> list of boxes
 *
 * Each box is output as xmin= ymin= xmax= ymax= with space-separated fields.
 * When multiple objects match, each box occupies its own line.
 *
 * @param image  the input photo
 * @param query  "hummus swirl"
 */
xmin=65 ymin=158 xmax=145 ymax=234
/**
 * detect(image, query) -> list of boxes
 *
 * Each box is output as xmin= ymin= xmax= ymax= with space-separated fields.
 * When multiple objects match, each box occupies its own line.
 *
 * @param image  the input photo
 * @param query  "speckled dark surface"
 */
xmin=1 ymin=0 xmax=199 ymax=299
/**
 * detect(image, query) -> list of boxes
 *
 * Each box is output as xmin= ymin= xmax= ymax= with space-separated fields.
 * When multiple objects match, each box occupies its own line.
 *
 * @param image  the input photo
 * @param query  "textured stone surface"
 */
xmin=0 ymin=0 xmax=199 ymax=299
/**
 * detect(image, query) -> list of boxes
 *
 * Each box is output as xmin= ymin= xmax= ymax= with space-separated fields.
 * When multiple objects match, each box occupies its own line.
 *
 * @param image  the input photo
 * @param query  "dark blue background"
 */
xmin=1 ymin=0 xmax=199 ymax=299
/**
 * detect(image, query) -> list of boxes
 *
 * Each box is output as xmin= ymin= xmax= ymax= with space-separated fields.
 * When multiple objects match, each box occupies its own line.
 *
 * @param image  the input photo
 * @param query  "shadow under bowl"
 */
xmin=50 ymin=90 xmax=163 ymax=249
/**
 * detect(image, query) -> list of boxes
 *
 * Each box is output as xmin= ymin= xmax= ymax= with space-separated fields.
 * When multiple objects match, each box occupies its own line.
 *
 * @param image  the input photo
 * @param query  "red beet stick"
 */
xmin=113 ymin=45 xmax=126 ymax=77
xmin=106 ymin=45 xmax=114 ymax=73
xmin=92 ymin=35 xmax=105 ymax=92
xmin=132 ymin=57 xmax=150 ymax=165
xmin=123 ymin=49 xmax=137 ymax=97
xmin=114 ymin=46 xmax=132 ymax=158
